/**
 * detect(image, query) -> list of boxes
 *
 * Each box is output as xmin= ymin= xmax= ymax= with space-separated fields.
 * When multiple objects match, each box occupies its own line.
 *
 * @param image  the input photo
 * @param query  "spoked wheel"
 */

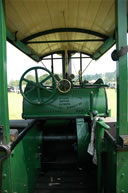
xmin=19 ymin=66 xmax=56 ymax=105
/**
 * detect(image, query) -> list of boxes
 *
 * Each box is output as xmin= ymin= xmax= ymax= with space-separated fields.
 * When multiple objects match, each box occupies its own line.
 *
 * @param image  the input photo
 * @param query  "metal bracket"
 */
xmin=14 ymin=31 xmax=18 ymax=42
xmin=0 ymin=143 xmax=11 ymax=162
xmin=111 ymin=46 xmax=128 ymax=61
xmin=120 ymin=135 xmax=128 ymax=146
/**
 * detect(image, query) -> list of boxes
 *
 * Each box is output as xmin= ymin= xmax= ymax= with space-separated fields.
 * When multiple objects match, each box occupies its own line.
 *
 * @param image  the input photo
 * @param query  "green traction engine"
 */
xmin=19 ymin=66 xmax=109 ymax=166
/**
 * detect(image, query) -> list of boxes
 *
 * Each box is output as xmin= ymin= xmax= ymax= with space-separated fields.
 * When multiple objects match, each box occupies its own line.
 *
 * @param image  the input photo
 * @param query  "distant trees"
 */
xmin=103 ymin=71 xmax=116 ymax=82
xmin=8 ymin=74 xmax=52 ymax=87
xmin=8 ymin=71 xmax=116 ymax=87
xmin=25 ymin=74 xmax=35 ymax=82
xmin=85 ymin=71 xmax=116 ymax=83
xmin=9 ymin=80 xmax=19 ymax=87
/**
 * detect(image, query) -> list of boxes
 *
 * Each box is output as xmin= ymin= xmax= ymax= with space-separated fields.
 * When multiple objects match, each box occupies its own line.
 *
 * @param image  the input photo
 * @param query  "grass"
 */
xmin=8 ymin=92 xmax=23 ymax=119
xmin=106 ymin=88 xmax=117 ymax=118
xmin=8 ymin=88 xmax=117 ymax=120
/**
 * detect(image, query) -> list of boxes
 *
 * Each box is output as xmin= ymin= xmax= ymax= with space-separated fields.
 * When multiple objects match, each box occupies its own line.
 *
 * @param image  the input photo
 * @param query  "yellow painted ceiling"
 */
xmin=5 ymin=0 xmax=115 ymax=58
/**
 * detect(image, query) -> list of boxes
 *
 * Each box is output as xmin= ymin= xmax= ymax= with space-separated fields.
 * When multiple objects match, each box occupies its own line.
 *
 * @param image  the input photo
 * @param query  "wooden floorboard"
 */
xmin=35 ymin=168 xmax=97 ymax=193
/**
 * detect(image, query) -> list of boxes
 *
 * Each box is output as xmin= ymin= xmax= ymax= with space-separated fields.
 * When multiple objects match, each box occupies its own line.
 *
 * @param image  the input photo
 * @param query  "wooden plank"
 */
xmin=35 ymin=169 xmax=97 ymax=193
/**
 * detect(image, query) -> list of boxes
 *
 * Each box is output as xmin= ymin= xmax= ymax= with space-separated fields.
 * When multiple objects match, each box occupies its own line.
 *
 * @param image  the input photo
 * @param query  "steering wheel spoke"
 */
xmin=40 ymin=75 xmax=51 ymax=84
xmin=25 ymin=87 xmax=36 ymax=95
xmin=35 ymin=69 xmax=39 ymax=83
xmin=39 ymin=84 xmax=53 ymax=93
xmin=36 ymin=87 xmax=41 ymax=104
xmin=23 ymin=78 xmax=36 ymax=87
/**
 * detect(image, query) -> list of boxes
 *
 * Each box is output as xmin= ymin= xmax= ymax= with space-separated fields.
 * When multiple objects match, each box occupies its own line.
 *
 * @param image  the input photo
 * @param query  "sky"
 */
xmin=7 ymin=42 xmax=116 ymax=83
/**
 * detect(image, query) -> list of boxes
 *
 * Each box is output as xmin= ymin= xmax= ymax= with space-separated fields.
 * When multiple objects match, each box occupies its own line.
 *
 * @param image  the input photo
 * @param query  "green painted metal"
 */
xmin=7 ymin=29 xmax=40 ymax=62
xmin=116 ymin=1 xmax=128 ymax=193
xmin=103 ymin=136 xmax=116 ymax=193
xmin=1 ymin=158 xmax=12 ymax=193
xmin=22 ymin=86 xmax=108 ymax=119
xmin=22 ymin=27 xmax=108 ymax=43
xmin=93 ymin=36 xmax=115 ymax=60
xmin=96 ymin=119 xmax=110 ymax=193
xmin=2 ymin=1 xmax=128 ymax=193
xmin=0 ymin=2 xmax=12 ymax=193
xmin=116 ymin=0 xmax=128 ymax=137
xmin=19 ymin=66 xmax=56 ymax=105
xmin=2 ymin=124 xmax=42 ymax=193
xmin=108 ymin=109 xmax=111 ymax=117
xmin=0 ymin=0 xmax=10 ymax=143
xmin=116 ymin=150 xmax=128 ymax=193
xmin=76 ymin=118 xmax=90 ymax=164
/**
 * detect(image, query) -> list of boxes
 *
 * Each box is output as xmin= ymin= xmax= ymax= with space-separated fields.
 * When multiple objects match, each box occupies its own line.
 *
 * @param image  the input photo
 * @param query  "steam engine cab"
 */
xmin=18 ymin=52 xmax=109 ymax=193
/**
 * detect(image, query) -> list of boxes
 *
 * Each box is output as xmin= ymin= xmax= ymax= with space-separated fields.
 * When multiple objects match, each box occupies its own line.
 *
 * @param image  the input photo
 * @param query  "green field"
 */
xmin=106 ymin=88 xmax=117 ymax=118
xmin=8 ymin=92 xmax=23 ymax=119
xmin=8 ymin=89 xmax=117 ymax=120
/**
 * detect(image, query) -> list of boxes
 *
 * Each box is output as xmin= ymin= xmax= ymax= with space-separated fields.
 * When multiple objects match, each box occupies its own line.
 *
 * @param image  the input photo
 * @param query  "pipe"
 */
xmin=10 ymin=120 xmax=36 ymax=151
xmin=43 ymin=135 xmax=76 ymax=142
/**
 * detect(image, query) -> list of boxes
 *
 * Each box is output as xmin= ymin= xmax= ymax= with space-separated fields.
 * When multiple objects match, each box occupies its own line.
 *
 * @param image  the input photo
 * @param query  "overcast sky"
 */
xmin=7 ymin=42 xmax=116 ymax=83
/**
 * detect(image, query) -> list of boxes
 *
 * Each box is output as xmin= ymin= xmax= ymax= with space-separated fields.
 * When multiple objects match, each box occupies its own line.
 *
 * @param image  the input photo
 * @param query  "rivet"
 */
xmin=121 ymin=190 xmax=125 ymax=193
xmin=3 ymin=173 xmax=7 ymax=178
xmin=121 ymin=173 xmax=125 ymax=177
xmin=4 ymin=190 xmax=8 ymax=193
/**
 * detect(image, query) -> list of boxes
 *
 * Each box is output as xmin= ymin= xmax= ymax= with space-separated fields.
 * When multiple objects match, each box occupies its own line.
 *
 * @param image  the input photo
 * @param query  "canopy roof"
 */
xmin=5 ymin=0 xmax=116 ymax=61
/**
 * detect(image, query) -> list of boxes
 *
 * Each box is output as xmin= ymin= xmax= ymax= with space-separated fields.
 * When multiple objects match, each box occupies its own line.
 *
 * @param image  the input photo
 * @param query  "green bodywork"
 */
xmin=103 ymin=135 xmax=117 ymax=193
xmin=0 ymin=2 xmax=12 ymax=192
xmin=0 ymin=0 xmax=10 ymax=143
xmin=116 ymin=0 xmax=128 ymax=192
xmin=116 ymin=0 xmax=128 ymax=137
xmin=23 ymin=87 xmax=108 ymax=119
xmin=2 ymin=123 xmax=42 ymax=193
xmin=7 ymin=29 xmax=40 ymax=62
xmin=95 ymin=119 xmax=110 ymax=193
xmin=76 ymin=118 xmax=90 ymax=164
xmin=116 ymin=151 xmax=128 ymax=192
xmin=1 ymin=0 xmax=128 ymax=193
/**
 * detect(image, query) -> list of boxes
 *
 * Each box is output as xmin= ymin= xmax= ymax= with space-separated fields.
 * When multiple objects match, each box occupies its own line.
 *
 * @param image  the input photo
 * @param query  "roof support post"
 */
xmin=0 ymin=1 xmax=12 ymax=193
xmin=116 ymin=1 xmax=128 ymax=193
xmin=65 ymin=48 xmax=68 ymax=75
xmin=51 ymin=54 xmax=54 ymax=74
xmin=80 ymin=53 xmax=82 ymax=74
xmin=116 ymin=0 xmax=128 ymax=138
xmin=0 ymin=0 xmax=10 ymax=143
xmin=62 ymin=52 xmax=65 ymax=79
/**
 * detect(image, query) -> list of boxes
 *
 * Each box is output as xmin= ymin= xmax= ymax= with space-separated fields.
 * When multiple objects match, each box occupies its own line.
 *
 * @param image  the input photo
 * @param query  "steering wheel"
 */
xmin=57 ymin=79 xmax=71 ymax=93
xmin=19 ymin=66 xmax=56 ymax=105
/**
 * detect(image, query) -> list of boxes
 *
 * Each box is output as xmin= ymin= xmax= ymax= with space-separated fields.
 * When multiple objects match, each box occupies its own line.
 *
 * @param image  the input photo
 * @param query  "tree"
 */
xmin=9 ymin=80 xmax=19 ymax=87
xmin=26 ymin=74 xmax=35 ymax=82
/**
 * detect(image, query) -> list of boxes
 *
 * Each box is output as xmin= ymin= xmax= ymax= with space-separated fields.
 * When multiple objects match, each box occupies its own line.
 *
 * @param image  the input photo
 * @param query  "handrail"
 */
xmin=0 ymin=120 xmax=36 ymax=161
xmin=10 ymin=119 xmax=36 ymax=151
xmin=82 ymin=84 xmax=109 ymax=88
xmin=0 ymin=119 xmax=37 ymax=193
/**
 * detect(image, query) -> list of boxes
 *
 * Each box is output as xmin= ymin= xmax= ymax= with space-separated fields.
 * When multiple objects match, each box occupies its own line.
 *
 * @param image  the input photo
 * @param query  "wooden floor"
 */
xmin=35 ymin=167 xmax=97 ymax=193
